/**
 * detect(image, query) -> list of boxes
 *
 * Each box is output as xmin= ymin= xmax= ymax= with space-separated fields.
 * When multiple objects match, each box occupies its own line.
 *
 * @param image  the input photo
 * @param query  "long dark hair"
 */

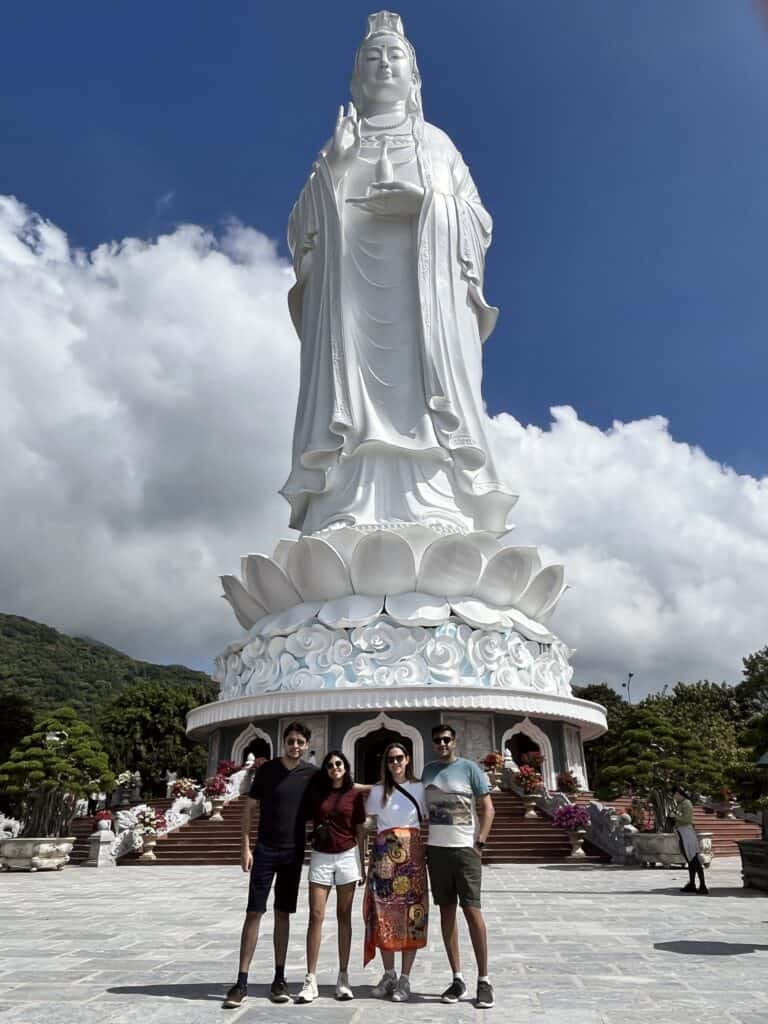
xmin=380 ymin=742 xmax=416 ymax=805
xmin=308 ymin=749 xmax=354 ymax=804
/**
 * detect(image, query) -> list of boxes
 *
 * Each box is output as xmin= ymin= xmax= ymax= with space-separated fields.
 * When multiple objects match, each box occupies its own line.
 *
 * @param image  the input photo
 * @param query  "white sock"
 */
xmin=454 ymin=972 xmax=465 ymax=982
xmin=478 ymin=975 xmax=490 ymax=983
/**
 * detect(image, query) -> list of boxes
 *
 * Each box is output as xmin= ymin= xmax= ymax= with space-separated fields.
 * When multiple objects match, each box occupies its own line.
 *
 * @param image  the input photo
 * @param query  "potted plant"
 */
xmin=552 ymin=803 xmax=591 ymax=857
xmin=515 ymin=754 xmax=544 ymax=818
xmin=169 ymin=777 xmax=198 ymax=800
xmin=0 ymin=707 xmax=114 ymax=871
xmin=556 ymin=770 xmax=580 ymax=795
xmin=135 ymin=806 xmax=166 ymax=862
xmin=217 ymin=759 xmax=238 ymax=778
xmin=204 ymin=774 xmax=228 ymax=821
xmin=481 ymin=752 xmax=504 ymax=790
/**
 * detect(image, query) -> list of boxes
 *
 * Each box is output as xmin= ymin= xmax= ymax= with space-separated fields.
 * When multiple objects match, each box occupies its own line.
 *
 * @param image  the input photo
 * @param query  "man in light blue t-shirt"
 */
xmin=422 ymin=724 xmax=495 ymax=1009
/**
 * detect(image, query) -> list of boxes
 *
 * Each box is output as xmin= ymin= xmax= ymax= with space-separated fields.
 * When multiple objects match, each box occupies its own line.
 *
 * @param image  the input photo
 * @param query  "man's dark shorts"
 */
xmin=247 ymin=842 xmax=304 ymax=914
xmin=427 ymin=845 xmax=482 ymax=908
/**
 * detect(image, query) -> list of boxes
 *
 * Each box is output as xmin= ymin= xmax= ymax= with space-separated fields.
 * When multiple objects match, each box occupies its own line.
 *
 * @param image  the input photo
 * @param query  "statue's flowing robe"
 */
xmin=282 ymin=120 xmax=517 ymax=535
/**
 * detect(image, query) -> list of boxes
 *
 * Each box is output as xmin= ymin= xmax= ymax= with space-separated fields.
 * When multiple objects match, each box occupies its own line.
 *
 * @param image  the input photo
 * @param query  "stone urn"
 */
xmin=138 ymin=833 xmax=158 ymax=862
xmin=0 ymin=836 xmax=75 ymax=871
xmin=568 ymin=829 xmax=587 ymax=859
xmin=210 ymin=797 xmax=225 ymax=822
xmin=523 ymin=794 xmax=539 ymax=819
xmin=631 ymin=831 xmax=714 ymax=868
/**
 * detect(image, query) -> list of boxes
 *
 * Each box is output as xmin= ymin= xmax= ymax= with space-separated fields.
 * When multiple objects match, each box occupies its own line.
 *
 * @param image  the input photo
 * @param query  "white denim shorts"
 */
xmin=308 ymin=846 xmax=361 ymax=887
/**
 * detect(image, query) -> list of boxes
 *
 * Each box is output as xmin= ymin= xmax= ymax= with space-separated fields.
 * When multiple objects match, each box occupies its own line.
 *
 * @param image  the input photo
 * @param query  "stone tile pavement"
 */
xmin=1 ymin=859 xmax=767 ymax=1024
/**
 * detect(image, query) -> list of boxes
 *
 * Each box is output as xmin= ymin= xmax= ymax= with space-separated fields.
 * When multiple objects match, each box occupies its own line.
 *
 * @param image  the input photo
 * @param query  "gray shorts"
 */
xmin=427 ymin=845 xmax=482 ymax=908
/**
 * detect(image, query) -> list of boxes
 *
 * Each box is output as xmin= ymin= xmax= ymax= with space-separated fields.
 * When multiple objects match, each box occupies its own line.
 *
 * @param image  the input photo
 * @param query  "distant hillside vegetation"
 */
xmin=0 ymin=614 xmax=215 ymax=720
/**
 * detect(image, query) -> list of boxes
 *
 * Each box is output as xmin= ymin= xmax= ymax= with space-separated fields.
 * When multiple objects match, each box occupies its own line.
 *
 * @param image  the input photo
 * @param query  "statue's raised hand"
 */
xmin=326 ymin=103 xmax=359 ymax=167
xmin=346 ymin=180 xmax=425 ymax=218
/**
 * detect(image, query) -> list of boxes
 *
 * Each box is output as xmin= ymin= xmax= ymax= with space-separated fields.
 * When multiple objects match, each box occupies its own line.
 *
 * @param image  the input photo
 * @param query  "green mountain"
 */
xmin=0 ymin=613 xmax=214 ymax=721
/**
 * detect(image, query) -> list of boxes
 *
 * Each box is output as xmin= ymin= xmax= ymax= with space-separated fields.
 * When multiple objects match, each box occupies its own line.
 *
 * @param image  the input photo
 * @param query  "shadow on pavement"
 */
xmin=655 ymin=940 xmax=768 ymax=957
xmin=106 ymin=982 xmax=446 ymax=1004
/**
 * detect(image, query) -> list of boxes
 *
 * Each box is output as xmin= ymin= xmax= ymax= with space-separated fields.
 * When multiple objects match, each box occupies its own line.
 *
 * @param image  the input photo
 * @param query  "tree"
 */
xmin=0 ymin=685 xmax=35 ymax=765
xmin=572 ymin=683 xmax=629 ymax=788
xmin=736 ymin=646 xmax=768 ymax=718
xmin=0 ymin=707 xmax=114 ymax=836
xmin=99 ymin=679 xmax=216 ymax=795
xmin=595 ymin=704 xmax=720 ymax=831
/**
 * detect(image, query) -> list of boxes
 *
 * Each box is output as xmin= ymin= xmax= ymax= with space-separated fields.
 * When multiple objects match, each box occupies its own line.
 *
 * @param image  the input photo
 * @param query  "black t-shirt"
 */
xmin=249 ymin=758 xmax=317 ymax=851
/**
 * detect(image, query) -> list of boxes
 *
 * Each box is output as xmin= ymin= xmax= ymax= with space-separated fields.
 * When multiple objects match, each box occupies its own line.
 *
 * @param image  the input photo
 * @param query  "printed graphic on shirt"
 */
xmin=422 ymin=757 xmax=490 ymax=848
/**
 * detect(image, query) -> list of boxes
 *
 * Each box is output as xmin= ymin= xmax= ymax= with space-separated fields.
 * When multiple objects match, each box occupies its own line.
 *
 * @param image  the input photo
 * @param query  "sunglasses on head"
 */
xmin=434 ymin=736 xmax=453 ymax=745
xmin=327 ymin=760 xmax=345 ymax=769
xmin=387 ymin=754 xmax=405 ymax=764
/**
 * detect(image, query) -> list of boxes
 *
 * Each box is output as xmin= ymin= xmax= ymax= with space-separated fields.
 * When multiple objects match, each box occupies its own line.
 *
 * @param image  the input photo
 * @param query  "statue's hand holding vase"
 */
xmin=346 ymin=180 xmax=424 ymax=219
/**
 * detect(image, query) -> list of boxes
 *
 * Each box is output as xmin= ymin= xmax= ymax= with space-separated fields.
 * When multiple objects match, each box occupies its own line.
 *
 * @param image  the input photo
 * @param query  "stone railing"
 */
xmin=586 ymin=801 xmax=637 ymax=863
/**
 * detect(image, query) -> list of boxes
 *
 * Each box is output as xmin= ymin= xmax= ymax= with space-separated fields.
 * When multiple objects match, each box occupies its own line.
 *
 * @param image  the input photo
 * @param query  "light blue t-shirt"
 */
xmin=422 ymin=757 xmax=490 ymax=848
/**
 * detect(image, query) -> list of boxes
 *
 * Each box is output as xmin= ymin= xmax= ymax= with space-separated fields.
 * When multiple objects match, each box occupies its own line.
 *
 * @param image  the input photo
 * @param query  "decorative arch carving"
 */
xmin=500 ymin=717 xmax=556 ymax=790
xmin=231 ymin=723 xmax=273 ymax=765
xmin=342 ymin=712 xmax=424 ymax=775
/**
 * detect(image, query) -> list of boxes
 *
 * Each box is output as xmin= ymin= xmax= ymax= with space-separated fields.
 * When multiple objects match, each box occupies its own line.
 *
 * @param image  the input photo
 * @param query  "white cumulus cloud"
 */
xmin=1 ymin=194 xmax=766 ymax=697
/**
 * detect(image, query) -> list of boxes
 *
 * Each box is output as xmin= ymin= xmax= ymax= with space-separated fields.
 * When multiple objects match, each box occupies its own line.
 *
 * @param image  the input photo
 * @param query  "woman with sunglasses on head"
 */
xmin=363 ymin=743 xmax=428 ymax=1002
xmin=296 ymin=750 xmax=367 ymax=1004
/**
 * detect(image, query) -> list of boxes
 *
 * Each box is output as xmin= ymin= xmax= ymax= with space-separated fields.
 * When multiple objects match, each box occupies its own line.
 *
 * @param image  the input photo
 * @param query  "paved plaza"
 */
xmin=1 ymin=859 xmax=767 ymax=1024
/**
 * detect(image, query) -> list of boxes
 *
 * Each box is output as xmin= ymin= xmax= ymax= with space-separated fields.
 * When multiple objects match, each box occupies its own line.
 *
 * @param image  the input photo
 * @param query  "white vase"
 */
xmin=138 ymin=833 xmax=158 ymax=862
xmin=568 ymin=829 xmax=587 ymax=858
xmin=523 ymin=795 xmax=539 ymax=819
xmin=209 ymin=797 xmax=225 ymax=822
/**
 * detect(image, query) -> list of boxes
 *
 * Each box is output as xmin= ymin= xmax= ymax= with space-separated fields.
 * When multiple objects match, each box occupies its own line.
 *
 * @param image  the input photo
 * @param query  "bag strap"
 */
xmin=393 ymin=782 xmax=423 ymax=824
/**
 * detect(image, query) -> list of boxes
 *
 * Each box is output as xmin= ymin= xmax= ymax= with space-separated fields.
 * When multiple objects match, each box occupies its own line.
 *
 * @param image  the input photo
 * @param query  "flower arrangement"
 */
xmin=556 ymin=770 xmax=579 ymax=794
xmin=134 ymin=807 xmax=166 ymax=835
xmin=204 ymin=774 xmax=227 ymax=798
xmin=521 ymin=752 xmax=544 ymax=771
xmin=170 ymin=777 xmax=198 ymax=799
xmin=481 ymin=752 xmax=504 ymax=771
xmin=115 ymin=770 xmax=140 ymax=789
xmin=217 ymin=759 xmax=238 ymax=778
xmin=94 ymin=809 xmax=113 ymax=822
xmin=515 ymin=763 xmax=543 ymax=794
xmin=552 ymin=804 xmax=590 ymax=831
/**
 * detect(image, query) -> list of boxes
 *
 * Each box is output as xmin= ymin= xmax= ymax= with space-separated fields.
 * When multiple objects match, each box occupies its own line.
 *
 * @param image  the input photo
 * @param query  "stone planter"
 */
xmin=715 ymin=802 xmax=737 ymax=820
xmin=0 ymin=836 xmax=75 ymax=871
xmin=631 ymin=831 xmax=713 ymax=868
xmin=209 ymin=797 xmax=225 ymax=822
xmin=737 ymin=839 xmax=768 ymax=892
xmin=523 ymin=794 xmax=539 ymax=819
xmin=568 ymin=828 xmax=587 ymax=859
xmin=138 ymin=833 xmax=158 ymax=862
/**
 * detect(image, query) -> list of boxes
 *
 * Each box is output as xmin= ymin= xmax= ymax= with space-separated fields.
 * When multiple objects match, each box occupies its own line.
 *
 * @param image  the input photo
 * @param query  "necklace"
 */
xmin=362 ymin=113 xmax=410 ymax=133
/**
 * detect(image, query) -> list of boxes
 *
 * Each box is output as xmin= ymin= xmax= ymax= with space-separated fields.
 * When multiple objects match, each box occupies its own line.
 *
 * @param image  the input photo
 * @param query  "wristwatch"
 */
xmin=476 ymin=840 xmax=486 ymax=849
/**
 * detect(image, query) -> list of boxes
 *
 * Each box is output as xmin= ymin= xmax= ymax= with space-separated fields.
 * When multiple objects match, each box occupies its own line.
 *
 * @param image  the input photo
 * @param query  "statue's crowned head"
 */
xmin=351 ymin=10 xmax=423 ymax=118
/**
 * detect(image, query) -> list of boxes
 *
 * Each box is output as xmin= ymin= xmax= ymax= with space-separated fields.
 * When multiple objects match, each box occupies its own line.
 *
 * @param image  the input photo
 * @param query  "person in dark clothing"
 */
xmin=672 ymin=785 xmax=709 ymax=895
xmin=222 ymin=721 xmax=317 ymax=1008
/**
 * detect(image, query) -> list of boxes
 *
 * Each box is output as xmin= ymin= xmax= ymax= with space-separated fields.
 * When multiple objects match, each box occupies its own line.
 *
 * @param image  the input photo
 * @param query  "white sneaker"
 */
xmin=335 ymin=970 xmax=354 ymax=1001
xmin=295 ymin=973 xmax=318 ymax=1003
xmin=371 ymin=970 xmax=397 ymax=998
xmin=391 ymin=975 xmax=411 ymax=1002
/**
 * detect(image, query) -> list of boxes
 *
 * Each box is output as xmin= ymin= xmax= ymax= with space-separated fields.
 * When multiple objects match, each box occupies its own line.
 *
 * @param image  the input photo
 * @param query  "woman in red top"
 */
xmin=295 ymin=749 xmax=367 ymax=1003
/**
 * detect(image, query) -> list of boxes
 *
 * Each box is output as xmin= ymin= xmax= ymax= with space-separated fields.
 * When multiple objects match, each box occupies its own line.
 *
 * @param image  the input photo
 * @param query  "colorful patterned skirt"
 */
xmin=363 ymin=827 xmax=428 ymax=966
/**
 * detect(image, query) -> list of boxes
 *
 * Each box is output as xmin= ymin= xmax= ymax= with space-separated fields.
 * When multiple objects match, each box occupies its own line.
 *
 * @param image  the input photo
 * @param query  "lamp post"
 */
xmin=623 ymin=672 xmax=634 ymax=704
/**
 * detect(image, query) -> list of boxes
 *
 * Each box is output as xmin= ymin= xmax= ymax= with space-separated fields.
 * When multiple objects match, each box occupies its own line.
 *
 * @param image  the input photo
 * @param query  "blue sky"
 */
xmin=2 ymin=3 xmax=767 ymax=690
xmin=3 ymin=1 xmax=767 ymax=476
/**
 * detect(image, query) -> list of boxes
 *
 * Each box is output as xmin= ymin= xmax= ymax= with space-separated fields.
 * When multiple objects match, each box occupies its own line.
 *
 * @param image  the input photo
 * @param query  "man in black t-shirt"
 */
xmin=223 ymin=721 xmax=317 ymax=1009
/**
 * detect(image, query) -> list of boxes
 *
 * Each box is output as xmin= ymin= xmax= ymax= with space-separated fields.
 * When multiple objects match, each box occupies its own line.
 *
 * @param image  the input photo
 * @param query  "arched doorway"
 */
xmin=342 ymin=713 xmax=424 ymax=780
xmin=231 ymin=724 xmax=273 ymax=765
xmin=506 ymin=732 xmax=540 ymax=765
xmin=355 ymin=727 xmax=414 ymax=784
xmin=244 ymin=738 xmax=270 ymax=761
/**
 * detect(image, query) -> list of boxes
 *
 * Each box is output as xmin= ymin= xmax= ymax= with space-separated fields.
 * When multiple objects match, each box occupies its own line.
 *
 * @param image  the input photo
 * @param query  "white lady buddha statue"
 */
xmin=282 ymin=11 xmax=516 ymax=537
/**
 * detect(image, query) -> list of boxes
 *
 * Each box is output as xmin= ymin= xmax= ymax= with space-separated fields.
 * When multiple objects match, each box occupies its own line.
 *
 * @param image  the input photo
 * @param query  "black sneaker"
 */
xmin=270 ymin=978 xmax=291 ymax=1003
xmin=698 ymin=886 xmax=710 ymax=896
xmin=476 ymin=979 xmax=495 ymax=1009
xmin=680 ymin=882 xmax=697 ymax=893
xmin=222 ymin=983 xmax=247 ymax=1008
xmin=441 ymin=978 xmax=467 ymax=1003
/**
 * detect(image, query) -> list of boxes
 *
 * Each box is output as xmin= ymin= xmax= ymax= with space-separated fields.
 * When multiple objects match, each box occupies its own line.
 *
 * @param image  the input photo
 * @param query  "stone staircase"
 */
xmin=117 ymin=791 xmax=601 ymax=866
xmin=572 ymin=792 xmax=760 ymax=858
xmin=70 ymin=796 xmax=176 ymax=865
